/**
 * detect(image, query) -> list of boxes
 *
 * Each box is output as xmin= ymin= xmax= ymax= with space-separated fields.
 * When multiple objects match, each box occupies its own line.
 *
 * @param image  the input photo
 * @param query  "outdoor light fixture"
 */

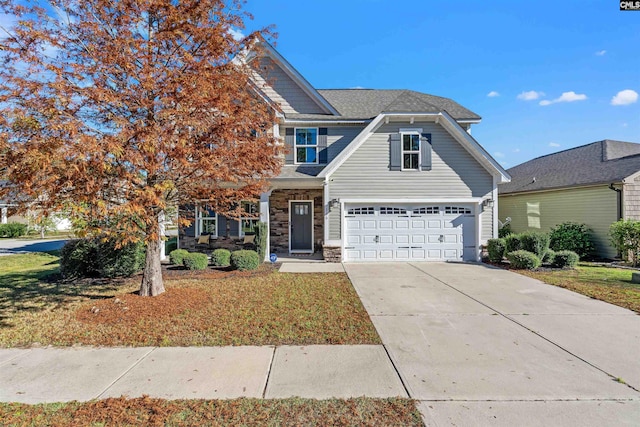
xmin=482 ymin=198 xmax=494 ymax=208
xmin=330 ymin=198 xmax=340 ymax=207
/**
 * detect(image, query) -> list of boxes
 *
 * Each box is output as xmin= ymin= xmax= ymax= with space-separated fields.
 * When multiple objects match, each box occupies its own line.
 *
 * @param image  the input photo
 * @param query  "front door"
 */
xmin=290 ymin=201 xmax=313 ymax=252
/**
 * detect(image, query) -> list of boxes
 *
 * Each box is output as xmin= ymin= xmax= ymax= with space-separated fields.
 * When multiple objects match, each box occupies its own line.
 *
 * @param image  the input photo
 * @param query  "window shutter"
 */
xmin=285 ymin=128 xmax=294 ymax=164
xmin=230 ymin=218 xmax=240 ymax=237
xmin=217 ymin=215 xmax=226 ymax=237
xmin=421 ymin=133 xmax=432 ymax=171
xmin=390 ymin=133 xmax=401 ymax=171
xmin=318 ymin=128 xmax=328 ymax=164
xmin=183 ymin=204 xmax=196 ymax=237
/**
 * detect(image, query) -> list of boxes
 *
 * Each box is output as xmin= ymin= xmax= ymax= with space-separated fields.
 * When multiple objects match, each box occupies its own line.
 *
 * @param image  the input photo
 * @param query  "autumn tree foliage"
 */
xmin=0 ymin=0 xmax=282 ymax=296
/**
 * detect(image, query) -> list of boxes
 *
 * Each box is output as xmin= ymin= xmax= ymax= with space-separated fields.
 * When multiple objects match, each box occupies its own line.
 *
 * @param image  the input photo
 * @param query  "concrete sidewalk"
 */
xmin=0 ymin=345 xmax=406 ymax=404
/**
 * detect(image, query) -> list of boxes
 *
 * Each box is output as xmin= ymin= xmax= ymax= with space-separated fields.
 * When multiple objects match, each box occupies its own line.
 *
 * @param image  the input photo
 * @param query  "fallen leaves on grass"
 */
xmin=0 ymin=396 xmax=423 ymax=427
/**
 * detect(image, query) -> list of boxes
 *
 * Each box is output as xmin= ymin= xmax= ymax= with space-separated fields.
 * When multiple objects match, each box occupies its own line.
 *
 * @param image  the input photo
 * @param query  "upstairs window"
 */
xmin=402 ymin=133 xmax=420 ymax=170
xmin=295 ymin=128 xmax=318 ymax=164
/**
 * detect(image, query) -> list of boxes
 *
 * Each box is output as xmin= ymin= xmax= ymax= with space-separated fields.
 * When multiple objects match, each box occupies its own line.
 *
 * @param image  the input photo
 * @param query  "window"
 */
xmin=240 ymin=201 xmax=259 ymax=236
xmin=380 ymin=207 xmax=407 ymax=215
xmin=197 ymin=210 xmax=217 ymax=237
xmin=413 ymin=207 xmax=439 ymax=215
xmin=445 ymin=206 xmax=472 ymax=215
xmin=402 ymin=133 xmax=420 ymax=170
xmin=295 ymin=128 xmax=318 ymax=164
xmin=347 ymin=207 xmax=375 ymax=215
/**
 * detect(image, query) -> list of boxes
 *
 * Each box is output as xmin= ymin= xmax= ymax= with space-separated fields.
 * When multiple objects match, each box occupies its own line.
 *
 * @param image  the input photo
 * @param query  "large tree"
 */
xmin=0 ymin=0 xmax=282 ymax=296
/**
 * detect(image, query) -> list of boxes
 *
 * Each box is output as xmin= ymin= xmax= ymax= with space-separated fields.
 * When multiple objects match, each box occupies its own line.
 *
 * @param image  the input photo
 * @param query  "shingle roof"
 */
xmin=284 ymin=89 xmax=480 ymax=121
xmin=275 ymin=165 xmax=325 ymax=179
xmin=499 ymin=140 xmax=640 ymax=195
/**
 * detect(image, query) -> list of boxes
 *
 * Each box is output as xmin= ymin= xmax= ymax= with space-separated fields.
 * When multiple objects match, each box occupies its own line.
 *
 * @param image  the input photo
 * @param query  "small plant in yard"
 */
xmin=60 ymin=238 xmax=144 ymax=278
xmin=505 ymin=234 xmax=524 ymax=253
xmin=543 ymin=248 xmax=556 ymax=264
xmin=610 ymin=220 xmax=640 ymax=266
xmin=520 ymin=231 xmax=550 ymax=259
xmin=230 ymin=250 xmax=261 ymax=271
xmin=169 ymin=249 xmax=189 ymax=266
xmin=550 ymin=222 xmax=595 ymax=259
xmin=552 ymin=250 xmax=579 ymax=269
xmin=487 ymin=238 xmax=506 ymax=262
xmin=182 ymin=253 xmax=209 ymax=270
xmin=0 ymin=222 xmax=27 ymax=238
xmin=498 ymin=223 xmax=512 ymax=238
xmin=211 ymin=248 xmax=231 ymax=267
xmin=506 ymin=250 xmax=541 ymax=270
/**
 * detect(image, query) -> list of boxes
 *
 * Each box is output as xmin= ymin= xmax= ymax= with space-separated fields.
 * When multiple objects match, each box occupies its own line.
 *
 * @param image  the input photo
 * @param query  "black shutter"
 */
xmin=421 ymin=133 xmax=432 ymax=171
xmin=230 ymin=218 xmax=240 ymax=237
xmin=390 ymin=133 xmax=401 ymax=170
xmin=182 ymin=204 xmax=196 ymax=237
xmin=318 ymin=128 xmax=328 ymax=164
xmin=285 ymin=128 xmax=294 ymax=164
xmin=217 ymin=215 xmax=226 ymax=238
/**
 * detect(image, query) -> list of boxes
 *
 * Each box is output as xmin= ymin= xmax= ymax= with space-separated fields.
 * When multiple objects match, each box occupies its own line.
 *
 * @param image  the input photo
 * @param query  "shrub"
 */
xmin=549 ymin=222 xmax=595 ymax=259
xmin=60 ymin=239 xmax=99 ymax=278
xmin=506 ymin=250 xmax=541 ymax=270
xmin=505 ymin=234 xmax=524 ymax=253
xmin=183 ymin=252 xmax=209 ymax=270
xmin=169 ymin=249 xmax=189 ymax=266
xmin=96 ymin=239 xmax=145 ymax=278
xmin=0 ymin=222 xmax=27 ymax=238
xmin=487 ymin=238 xmax=506 ymax=263
xmin=230 ymin=250 xmax=260 ymax=271
xmin=211 ymin=248 xmax=231 ymax=267
xmin=552 ymin=250 xmax=579 ymax=268
xmin=255 ymin=222 xmax=267 ymax=259
xmin=543 ymin=248 xmax=556 ymax=264
xmin=520 ymin=231 xmax=550 ymax=259
xmin=498 ymin=223 xmax=512 ymax=238
xmin=610 ymin=220 xmax=640 ymax=266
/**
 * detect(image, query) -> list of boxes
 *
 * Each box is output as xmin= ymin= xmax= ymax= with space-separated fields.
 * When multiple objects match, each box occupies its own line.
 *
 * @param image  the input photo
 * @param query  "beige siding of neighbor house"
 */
xmin=252 ymin=57 xmax=326 ymax=115
xmin=499 ymin=185 xmax=618 ymax=258
xmin=328 ymin=121 xmax=494 ymax=241
xmin=623 ymin=175 xmax=640 ymax=220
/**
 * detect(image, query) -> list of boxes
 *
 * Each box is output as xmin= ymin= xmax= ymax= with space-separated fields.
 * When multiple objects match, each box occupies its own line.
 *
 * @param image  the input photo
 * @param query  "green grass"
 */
xmin=0 ymin=254 xmax=380 ymax=347
xmin=0 ymin=397 xmax=423 ymax=427
xmin=519 ymin=263 xmax=640 ymax=313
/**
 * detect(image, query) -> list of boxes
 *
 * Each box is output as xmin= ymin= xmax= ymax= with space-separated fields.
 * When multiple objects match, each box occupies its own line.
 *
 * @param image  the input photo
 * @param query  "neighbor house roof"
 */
xmin=284 ymin=89 xmax=481 ymax=122
xmin=499 ymin=140 xmax=640 ymax=195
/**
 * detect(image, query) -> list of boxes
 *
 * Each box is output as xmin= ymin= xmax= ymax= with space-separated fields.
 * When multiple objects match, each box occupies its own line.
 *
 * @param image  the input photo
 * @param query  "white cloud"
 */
xmin=487 ymin=91 xmax=500 ymax=97
xmin=493 ymin=151 xmax=505 ymax=158
xmin=595 ymin=50 xmax=606 ymax=56
xmin=229 ymin=27 xmax=245 ymax=41
xmin=512 ymin=148 xmax=521 ymax=153
xmin=350 ymin=86 xmax=365 ymax=89
xmin=539 ymin=91 xmax=588 ymax=106
xmin=517 ymin=90 xmax=544 ymax=101
xmin=622 ymin=122 xmax=628 ymax=127
xmin=611 ymin=89 xmax=638 ymax=106
xmin=549 ymin=142 xmax=560 ymax=147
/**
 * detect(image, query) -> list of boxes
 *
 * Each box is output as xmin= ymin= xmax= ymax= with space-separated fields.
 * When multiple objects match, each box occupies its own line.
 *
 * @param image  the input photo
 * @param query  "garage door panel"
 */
xmin=347 ymin=235 xmax=361 ymax=245
xmin=379 ymin=250 xmax=394 ymax=259
xmin=443 ymin=249 xmax=459 ymax=259
xmin=346 ymin=219 xmax=361 ymax=230
xmin=395 ymin=220 xmax=410 ymax=229
xmin=443 ymin=234 xmax=458 ymax=244
xmin=396 ymin=235 xmax=410 ymax=244
xmin=378 ymin=220 xmax=393 ymax=229
xmin=427 ymin=249 xmax=442 ymax=259
xmin=411 ymin=249 xmax=426 ymax=259
xmin=362 ymin=250 xmax=378 ymax=260
xmin=411 ymin=235 xmax=425 ymax=244
xmin=411 ymin=219 xmax=426 ymax=229
xmin=428 ymin=220 xmax=441 ymax=228
xmin=428 ymin=234 xmax=441 ymax=243
xmin=394 ymin=249 xmax=410 ymax=259
xmin=362 ymin=220 xmax=377 ymax=229
xmin=379 ymin=234 xmax=394 ymax=244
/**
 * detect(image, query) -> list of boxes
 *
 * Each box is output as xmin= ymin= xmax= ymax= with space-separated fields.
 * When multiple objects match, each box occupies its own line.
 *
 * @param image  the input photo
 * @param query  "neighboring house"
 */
xmin=179 ymin=41 xmax=510 ymax=262
xmin=499 ymin=140 xmax=640 ymax=259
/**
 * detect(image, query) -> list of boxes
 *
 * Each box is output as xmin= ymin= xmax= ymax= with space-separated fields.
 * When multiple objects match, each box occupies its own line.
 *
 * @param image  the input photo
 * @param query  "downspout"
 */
xmin=609 ymin=183 xmax=622 ymax=220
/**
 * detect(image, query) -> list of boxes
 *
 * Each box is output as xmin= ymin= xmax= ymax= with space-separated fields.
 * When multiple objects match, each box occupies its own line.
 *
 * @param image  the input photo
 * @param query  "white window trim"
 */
xmin=400 ymin=130 xmax=421 ymax=171
xmin=239 ymin=201 xmax=259 ymax=237
xmin=294 ymin=127 xmax=319 ymax=165
xmin=197 ymin=210 xmax=218 ymax=238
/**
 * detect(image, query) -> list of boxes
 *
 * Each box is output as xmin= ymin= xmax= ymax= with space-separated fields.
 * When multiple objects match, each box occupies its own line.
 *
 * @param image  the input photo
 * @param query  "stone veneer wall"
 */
xmin=322 ymin=246 xmax=342 ymax=263
xmin=270 ymin=189 xmax=324 ymax=253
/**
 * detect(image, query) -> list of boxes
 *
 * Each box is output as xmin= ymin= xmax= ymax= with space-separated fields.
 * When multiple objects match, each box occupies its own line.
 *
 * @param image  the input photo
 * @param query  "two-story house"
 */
xmin=179 ymin=41 xmax=510 ymax=263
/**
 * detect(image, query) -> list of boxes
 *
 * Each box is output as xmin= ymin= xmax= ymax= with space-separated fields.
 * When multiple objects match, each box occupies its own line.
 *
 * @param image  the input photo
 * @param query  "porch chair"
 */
xmin=195 ymin=233 xmax=213 ymax=250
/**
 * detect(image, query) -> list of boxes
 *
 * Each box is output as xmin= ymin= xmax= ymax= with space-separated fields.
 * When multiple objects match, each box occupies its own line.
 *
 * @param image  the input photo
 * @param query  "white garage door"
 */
xmin=344 ymin=204 xmax=476 ymax=262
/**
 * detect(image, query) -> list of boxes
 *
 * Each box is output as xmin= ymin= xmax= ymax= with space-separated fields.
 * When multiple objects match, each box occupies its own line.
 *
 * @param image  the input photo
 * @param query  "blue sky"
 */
xmin=243 ymin=0 xmax=640 ymax=168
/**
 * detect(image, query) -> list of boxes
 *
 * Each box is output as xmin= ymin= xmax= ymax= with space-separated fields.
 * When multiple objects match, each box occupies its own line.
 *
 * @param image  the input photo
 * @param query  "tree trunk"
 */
xmin=140 ymin=239 xmax=165 ymax=296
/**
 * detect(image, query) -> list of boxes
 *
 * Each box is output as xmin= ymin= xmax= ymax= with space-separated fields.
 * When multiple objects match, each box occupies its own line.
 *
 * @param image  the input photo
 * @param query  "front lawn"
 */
xmin=518 ymin=263 xmax=640 ymax=313
xmin=0 ymin=253 xmax=380 ymax=347
xmin=0 ymin=397 xmax=423 ymax=427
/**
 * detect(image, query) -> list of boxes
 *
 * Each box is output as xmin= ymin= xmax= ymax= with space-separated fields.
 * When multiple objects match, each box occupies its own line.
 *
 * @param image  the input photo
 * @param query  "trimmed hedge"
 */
xmin=543 ymin=249 xmax=556 ymax=264
xmin=498 ymin=223 xmax=512 ymax=238
xmin=211 ymin=248 xmax=231 ymax=267
xmin=520 ymin=231 xmax=550 ymax=259
xmin=552 ymin=250 xmax=579 ymax=268
xmin=506 ymin=250 xmax=541 ymax=270
xmin=505 ymin=234 xmax=524 ymax=253
xmin=183 ymin=252 xmax=209 ymax=270
xmin=60 ymin=238 xmax=145 ymax=278
xmin=549 ymin=222 xmax=595 ymax=260
xmin=230 ymin=250 xmax=260 ymax=271
xmin=487 ymin=238 xmax=506 ymax=263
xmin=0 ymin=222 xmax=27 ymax=238
xmin=169 ymin=249 xmax=189 ymax=266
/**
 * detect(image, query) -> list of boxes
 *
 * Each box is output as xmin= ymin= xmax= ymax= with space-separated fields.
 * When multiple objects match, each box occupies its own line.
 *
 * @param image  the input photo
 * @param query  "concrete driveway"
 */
xmin=345 ymin=262 xmax=640 ymax=426
xmin=0 ymin=238 xmax=68 ymax=255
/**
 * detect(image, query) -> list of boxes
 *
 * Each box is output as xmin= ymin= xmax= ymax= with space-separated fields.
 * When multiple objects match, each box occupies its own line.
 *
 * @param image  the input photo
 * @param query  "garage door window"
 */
xmin=347 ymin=207 xmax=375 ymax=215
xmin=380 ymin=207 xmax=407 ymax=215
xmin=445 ymin=206 xmax=472 ymax=214
xmin=413 ymin=207 xmax=439 ymax=215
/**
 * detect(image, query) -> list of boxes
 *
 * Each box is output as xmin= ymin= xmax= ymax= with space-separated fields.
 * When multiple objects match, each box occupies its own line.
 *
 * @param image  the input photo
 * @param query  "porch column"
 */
xmin=260 ymin=191 xmax=272 ymax=262
xmin=1 ymin=207 xmax=7 ymax=224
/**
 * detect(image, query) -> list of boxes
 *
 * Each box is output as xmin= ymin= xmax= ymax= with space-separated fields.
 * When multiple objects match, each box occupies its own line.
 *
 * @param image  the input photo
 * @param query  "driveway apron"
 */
xmin=345 ymin=262 xmax=640 ymax=426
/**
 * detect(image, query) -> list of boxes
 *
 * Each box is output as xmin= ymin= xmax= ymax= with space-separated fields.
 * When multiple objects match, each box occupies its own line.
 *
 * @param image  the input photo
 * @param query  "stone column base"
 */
xmin=323 ymin=246 xmax=342 ymax=263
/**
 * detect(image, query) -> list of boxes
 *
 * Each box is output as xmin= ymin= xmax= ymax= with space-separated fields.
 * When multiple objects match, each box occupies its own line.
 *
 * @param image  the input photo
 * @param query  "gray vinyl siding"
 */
xmin=280 ymin=124 xmax=365 ymax=165
xmin=328 ymin=122 xmax=494 ymax=241
xmin=498 ymin=185 xmax=618 ymax=258
xmin=328 ymin=204 xmax=342 ymax=240
xmin=623 ymin=176 xmax=640 ymax=220
xmin=481 ymin=208 xmax=493 ymax=242
xmin=252 ymin=57 xmax=326 ymax=115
